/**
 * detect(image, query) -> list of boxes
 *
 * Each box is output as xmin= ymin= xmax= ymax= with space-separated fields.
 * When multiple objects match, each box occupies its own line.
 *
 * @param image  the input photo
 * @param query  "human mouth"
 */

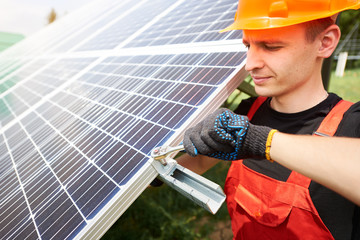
xmin=251 ymin=75 xmax=271 ymax=85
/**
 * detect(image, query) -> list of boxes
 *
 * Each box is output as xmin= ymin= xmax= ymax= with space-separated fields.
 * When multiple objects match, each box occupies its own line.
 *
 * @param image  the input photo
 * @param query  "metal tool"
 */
xmin=150 ymin=144 xmax=226 ymax=214
xmin=151 ymin=144 xmax=185 ymax=164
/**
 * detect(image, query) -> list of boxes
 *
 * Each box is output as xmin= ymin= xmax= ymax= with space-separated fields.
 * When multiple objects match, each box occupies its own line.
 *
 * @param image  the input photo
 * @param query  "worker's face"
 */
xmin=243 ymin=24 xmax=321 ymax=98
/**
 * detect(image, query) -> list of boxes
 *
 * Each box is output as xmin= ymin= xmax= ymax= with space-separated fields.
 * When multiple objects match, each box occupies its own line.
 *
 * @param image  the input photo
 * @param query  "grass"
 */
xmin=102 ymin=68 xmax=359 ymax=240
xmin=329 ymin=68 xmax=360 ymax=103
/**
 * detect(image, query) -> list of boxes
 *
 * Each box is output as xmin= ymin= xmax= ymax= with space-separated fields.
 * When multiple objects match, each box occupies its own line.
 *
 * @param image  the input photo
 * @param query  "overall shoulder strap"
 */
xmin=247 ymin=96 xmax=267 ymax=120
xmin=287 ymin=99 xmax=354 ymax=187
xmin=313 ymin=100 xmax=353 ymax=137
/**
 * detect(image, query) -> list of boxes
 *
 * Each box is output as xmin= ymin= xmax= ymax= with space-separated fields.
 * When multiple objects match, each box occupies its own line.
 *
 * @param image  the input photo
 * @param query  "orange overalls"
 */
xmin=225 ymin=97 xmax=353 ymax=240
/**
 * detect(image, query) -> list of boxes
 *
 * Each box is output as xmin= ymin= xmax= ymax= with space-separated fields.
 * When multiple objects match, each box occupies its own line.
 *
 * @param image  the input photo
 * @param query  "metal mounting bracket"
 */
xmin=150 ymin=146 xmax=226 ymax=214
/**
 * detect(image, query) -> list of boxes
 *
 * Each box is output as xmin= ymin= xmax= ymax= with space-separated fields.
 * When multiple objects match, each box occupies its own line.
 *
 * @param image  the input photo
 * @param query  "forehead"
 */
xmin=243 ymin=24 xmax=306 ymax=42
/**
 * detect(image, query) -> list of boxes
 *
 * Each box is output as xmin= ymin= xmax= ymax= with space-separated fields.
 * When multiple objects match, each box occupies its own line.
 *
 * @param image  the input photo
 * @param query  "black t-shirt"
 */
xmin=234 ymin=93 xmax=360 ymax=240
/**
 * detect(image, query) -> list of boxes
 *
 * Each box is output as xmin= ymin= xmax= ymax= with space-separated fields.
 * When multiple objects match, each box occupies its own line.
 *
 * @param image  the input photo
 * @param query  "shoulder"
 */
xmin=233 ymin=97 xmax=258 ymax=115
xmin=336 ymin=101 xmax=360 ymax=137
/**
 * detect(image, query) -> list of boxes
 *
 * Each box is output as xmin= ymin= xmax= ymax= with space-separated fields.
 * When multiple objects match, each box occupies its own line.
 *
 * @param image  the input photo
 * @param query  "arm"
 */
xmin=270 ymin=132 xmax=360 ymax=205
xmin=182 ymin=108 xmax=360 ymax=205
xmin=149 ymin=152 xmax=220 ymax=187
xmin=176 ymin=153 xmax=221 ymax=175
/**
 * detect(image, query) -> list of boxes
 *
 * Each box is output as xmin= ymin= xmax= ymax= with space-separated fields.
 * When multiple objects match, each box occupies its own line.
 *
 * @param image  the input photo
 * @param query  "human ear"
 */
xmin=318 ymin=24 xmax=341 ymax=58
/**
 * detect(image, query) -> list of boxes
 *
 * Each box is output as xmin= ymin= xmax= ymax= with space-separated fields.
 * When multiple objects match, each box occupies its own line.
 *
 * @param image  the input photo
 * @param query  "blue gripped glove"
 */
xmin=183 ymin=108 xmax=272 ymax=161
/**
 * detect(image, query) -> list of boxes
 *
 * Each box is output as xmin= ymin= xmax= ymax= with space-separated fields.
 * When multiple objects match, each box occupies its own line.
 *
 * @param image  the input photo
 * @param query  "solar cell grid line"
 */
xmin=0 ymin=58 xmax=49 ymax=90
xmin=84 ymin=82 xmax=148 ymax=111
xmin=0 ymin=1 xmax=250 ymax=239
xmin=0 ymin=57 xmax=96 ymax=107
xmin=112 ymin=0 xmax=192 ymax=50
xmin=58 ymin=99 xmax=172 ymax=160
xmin=0 ymin=59 xmax=27 ymax=83
xmin=0 ymin=173 xmax=20 ymax=211
xmin=73 ymin=77 xmax=198 ymax=130
xmin=0 ymin=190 xmax=38 ymax=239
xmin=0 ymin=159 xmax=18 ymax=202
xmin=0 ymin=188 xmax=20 ymax=222
xmin=66 ymin=51 xmax=243 ymax=126
xmin=0 ymin=0 xmax=119 ymax=84
xmin=2 ymin=105 xmax=91 ymax=211
xmin=52 ymin=0 xmax=136 ymax=54
xmin=50 ymin=85 xmax=175 ymax=146
xmin=75 ymin=0 xmax=178 ymax=52
xmin=89 ymin=53 xmax=203 ymax=85
xmin=60 ymin=55 xmax=236 ymax=132
xmin=154 ymin=50 xmax=247 ymax=138
xmin=124 ymin=0 xmax=238 ymax=48
xmin=0 ymin=58 xmax=16 ymax=73
xmin=0 ymin=0 xmax=119 ymax=59
xmin=1 ymin=129 xmax=42 ymax=239
xmin=77 ymin=103 xmax=111 ymax=128
xmin=0 ymin=58 xmax=97 ymax=128
xmin=0 ymin=57 xmax=99 ymax=137
xmin=28 ymin=86 xmax=161 ymax=184
xmin=1 ymin=102 xmax=121 ymax=238
xmin=12 ymin=86 xmax=101 ymax=158
xmin=0 ymin=143 xmax=11 ymax=175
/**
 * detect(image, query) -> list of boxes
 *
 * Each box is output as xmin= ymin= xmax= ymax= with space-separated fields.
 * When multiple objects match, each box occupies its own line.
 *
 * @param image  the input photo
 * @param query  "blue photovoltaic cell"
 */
xmin=124 ymin=0 xmax=241 ymax=48
xmin=0 ymin=51 xmax=246 ymax=239
xmin=0 ymin=58 xmax=96 ymax=128
xmin=0 ymin=59 xmax=49 ymax=93
xmin=52 ymin=1 xmax=135 ymax=53
xmin=0 ymin=0 xmax=247 ymax=239
xmin=75 ymin=0 xmax=177 ymax=51
xmin=5 ymin=1 xmax=123 ymax=58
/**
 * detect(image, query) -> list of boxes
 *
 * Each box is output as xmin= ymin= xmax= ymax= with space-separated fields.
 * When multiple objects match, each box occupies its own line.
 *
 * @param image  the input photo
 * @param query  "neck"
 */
xmin=270 ymin=88 xmax=329 ymax=113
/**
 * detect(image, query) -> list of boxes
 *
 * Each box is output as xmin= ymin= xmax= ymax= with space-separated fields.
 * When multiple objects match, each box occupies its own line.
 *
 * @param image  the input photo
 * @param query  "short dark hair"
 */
xmin=303 ymin=17 xmax=335 ymax=42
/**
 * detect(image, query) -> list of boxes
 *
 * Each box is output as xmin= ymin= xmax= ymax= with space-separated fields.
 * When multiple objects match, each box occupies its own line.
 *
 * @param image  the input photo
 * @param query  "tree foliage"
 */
xmin=336 ymin=10 xmax=360 ymax=68
xmin=338 ymin=10 xmax=360 ymax=38
xmin=47 ymin=8 xmax=57 ymax=25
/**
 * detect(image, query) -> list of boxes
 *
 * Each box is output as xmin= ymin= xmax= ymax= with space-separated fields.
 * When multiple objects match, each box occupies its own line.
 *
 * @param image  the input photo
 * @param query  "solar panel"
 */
xmin=0 ymin=0 xmax=248 ymax=239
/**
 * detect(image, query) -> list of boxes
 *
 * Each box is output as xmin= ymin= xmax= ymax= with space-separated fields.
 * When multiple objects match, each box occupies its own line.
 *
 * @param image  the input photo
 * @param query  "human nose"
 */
xmin=244 ymin=47 xmax=264 ymax=72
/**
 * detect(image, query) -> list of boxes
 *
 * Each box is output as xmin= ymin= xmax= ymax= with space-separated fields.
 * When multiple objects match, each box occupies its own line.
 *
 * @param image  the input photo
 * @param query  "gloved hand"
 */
xmin=183 ymin=108 xmax=273 ymax=161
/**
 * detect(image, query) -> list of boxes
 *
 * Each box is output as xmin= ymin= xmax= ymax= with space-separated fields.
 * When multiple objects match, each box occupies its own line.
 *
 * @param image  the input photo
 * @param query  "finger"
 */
xmin=189 ymin=131 xmax=214 ymax=155
xmin=208 ymin=127 xmax=234 ymax=144
xmin=183 ymin=129 xmax=198 ymax=157
xmin=201 ymin=130 xmax=234 ymax=152
xmin=208 ymin=151 xmax=238 ymax=161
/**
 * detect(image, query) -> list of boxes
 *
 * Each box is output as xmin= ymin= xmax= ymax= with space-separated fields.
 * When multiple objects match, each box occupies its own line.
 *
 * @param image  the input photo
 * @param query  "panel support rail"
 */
xmin=150 ymin=146 xmax=226 ymax=214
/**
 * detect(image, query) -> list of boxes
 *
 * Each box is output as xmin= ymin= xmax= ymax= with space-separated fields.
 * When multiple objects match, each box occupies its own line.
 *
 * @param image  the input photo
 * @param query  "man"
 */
xmin=179 ymin=0 xmax=360 ymax=239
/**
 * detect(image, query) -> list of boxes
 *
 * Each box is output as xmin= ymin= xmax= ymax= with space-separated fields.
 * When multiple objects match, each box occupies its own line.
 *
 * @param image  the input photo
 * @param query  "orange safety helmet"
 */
xmin=221 ymin=0 xmax=360 ymax=31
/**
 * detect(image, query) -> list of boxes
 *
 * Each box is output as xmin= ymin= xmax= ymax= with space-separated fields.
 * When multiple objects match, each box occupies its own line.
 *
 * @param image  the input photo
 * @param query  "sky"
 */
xmin=0 ymin=0 xmax=90 ymax=36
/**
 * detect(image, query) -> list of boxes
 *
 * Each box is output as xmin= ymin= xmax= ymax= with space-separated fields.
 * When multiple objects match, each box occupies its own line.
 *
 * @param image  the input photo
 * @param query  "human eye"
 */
xmin=242 ymin=41 xmax=250 ymax=49
xmin=263 ymin=44 xmax=282 ymax=51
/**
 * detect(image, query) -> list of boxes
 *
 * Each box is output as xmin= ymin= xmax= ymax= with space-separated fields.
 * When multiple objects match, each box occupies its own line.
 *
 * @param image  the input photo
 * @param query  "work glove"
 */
xmin=183 ymin=108 xmax=273 ymax=161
